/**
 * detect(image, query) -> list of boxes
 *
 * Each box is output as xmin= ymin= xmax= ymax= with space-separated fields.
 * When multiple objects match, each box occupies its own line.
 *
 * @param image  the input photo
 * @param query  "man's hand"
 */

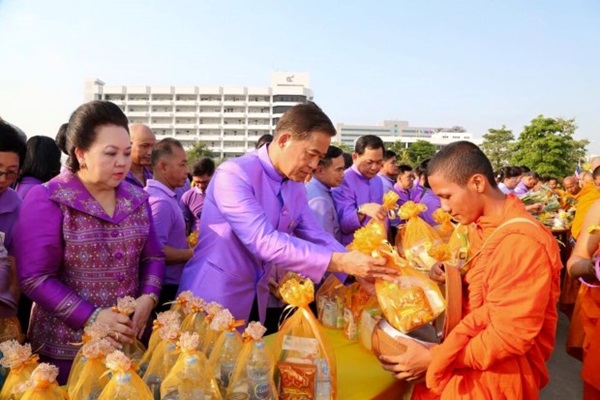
xmin=359 ymin=203 xmax=387 ymax=222
xmin=329 ymin=251 xmax=400 ymax=281
xmin=379 ymin=339 xmax=432 ymax=381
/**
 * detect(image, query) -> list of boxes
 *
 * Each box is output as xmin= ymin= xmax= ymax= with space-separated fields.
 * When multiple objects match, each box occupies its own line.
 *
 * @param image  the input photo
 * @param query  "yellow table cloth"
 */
xmin=266 ymin=327 xmax=405 ymax=399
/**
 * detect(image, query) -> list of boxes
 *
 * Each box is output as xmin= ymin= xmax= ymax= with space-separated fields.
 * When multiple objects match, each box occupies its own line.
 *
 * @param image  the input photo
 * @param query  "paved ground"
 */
xmin=540 ymin=311 xmax=582 ymax=399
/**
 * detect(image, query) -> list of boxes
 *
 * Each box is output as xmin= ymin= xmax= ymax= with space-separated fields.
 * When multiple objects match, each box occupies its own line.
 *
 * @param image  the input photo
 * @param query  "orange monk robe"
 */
xmin=572 ymin=183 xmax=600 ymax=239
xmin=579 ymin=284 xmax=600 ymax=399
xmin=412 ymin=195 xmax=562 ymax=400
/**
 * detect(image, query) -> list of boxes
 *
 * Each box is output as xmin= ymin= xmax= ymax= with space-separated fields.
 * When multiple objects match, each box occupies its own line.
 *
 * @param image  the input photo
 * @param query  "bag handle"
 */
xmin=442 ymin=217 xmax=540 ymax=338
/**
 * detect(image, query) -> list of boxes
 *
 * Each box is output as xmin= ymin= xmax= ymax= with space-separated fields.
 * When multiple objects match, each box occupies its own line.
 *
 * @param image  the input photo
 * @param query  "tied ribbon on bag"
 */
xmin=209 ymin=309 xmax=245 ymax=333
xmin=241 ymin=321 xmax=267 ymax=344
xmin=0 ymin=340 xmax=39 ymax=373
xmin=205 ymin=302 xmax=225 ymax=324
xmin=14 ymin=363 xmax=68 ymax=399
xmin=383 ymin=190 xmax=400 ymax=220
xmin=399 ymin=201 xmax=428 ymax=221
xmin=432 ymin=209 xmax=455 ymax=240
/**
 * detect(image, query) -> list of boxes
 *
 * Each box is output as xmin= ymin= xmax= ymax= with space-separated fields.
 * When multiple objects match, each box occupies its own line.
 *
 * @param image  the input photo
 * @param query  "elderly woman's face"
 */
xmin=76 ymin=124 xmax=131 ymax=188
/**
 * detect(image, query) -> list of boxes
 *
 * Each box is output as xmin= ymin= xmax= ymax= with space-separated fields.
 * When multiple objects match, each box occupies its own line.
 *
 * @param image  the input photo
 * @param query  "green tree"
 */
xmin=510 ymin=116 xmax=588 ymax=178
xmin=186 ymin=142 xmax=215 ymax=167
xmin=480 ymin=125 xmax=515 ymax=171
xmin=407 ymin=140 xmax=437 ymax=165
xmin=387 ymin=141 xmax=412 ymax=166
xmin=332 ymin=141 xmax=353 ymax=153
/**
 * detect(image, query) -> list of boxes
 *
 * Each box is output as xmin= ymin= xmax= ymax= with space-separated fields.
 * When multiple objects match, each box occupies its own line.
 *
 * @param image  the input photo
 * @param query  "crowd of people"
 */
xmin=0 ymin=99 xmax=599 ymax=398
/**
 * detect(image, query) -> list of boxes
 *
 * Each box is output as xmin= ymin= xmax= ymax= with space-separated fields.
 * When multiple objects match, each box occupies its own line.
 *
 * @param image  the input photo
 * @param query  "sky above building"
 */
xmin=1 ymin=0 xmax=598 ymax=153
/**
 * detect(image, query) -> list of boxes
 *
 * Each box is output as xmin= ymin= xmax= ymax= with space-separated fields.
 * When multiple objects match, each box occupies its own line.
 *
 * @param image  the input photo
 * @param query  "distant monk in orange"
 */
xmin=567 ymin=198 xmax=600 ymax=399
xmin=572 ymin=168 xmax=600 ymax=241
xmin=379 ymin=141 xmax=562 ymax=399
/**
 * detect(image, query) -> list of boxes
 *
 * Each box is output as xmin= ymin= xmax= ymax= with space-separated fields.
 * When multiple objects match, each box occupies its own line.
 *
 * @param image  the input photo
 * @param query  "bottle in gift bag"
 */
xmin=98 ymin=350 xmax=153 ymax=400
xmin=246 ymin=341 xmax=275 ymax=400
xmin=142 ymin=323 xmax=181 ymax=399
xmin=16 ymin=363 xmax=68 ymax=400
xmin=142 ymin=310 xmax=181 ymax=375
xmin=217 ymin=331 xmax=239 ymax=393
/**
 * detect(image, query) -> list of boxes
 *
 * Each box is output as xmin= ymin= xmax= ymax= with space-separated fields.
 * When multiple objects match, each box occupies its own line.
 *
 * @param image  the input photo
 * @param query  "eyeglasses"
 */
xmin=0 ymin=170 xmax=18 ymax=180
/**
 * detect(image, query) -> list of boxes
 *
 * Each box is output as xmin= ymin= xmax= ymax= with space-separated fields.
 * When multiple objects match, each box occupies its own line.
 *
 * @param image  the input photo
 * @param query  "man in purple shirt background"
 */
xmin=181 ymin=157 xmax=215 ymax=234
xmin=394 ymin=164 xmax=416 ymax=206
xmin=145 ymin=138 xmax=192 ymax=310
xmin=332 ymin=135 xmax=388 ymax=245
xmin=412 ymin=158 xmax=441 ymax=226
xmin=126 ymin=123 xmax=156 ymax=188
xmin=514 ymin=170 xmax=540 ymax=196
xmin=378 ymin=149 xmax=398 ymax=195
xmin=178 ymin=103 xmax=398 ymax=324
xmin=305 ymin=145 xmax=345 ymax=243
xmin=0 ymin=121 xmax=26 ymax=335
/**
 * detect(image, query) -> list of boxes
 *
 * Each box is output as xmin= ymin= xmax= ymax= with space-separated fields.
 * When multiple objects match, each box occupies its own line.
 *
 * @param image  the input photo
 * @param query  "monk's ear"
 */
xmin=470 ymin=174 xmax=488 ymax=194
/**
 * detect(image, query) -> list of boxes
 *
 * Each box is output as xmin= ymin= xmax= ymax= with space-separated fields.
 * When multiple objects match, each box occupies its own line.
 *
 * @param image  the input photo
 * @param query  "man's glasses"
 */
xmin=0 ymin=170 xmax=18 ymax=180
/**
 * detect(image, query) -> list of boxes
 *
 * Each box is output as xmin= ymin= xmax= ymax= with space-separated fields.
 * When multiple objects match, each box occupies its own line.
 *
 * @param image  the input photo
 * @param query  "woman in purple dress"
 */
xmin=15 ymin=136 xmax=62 ymax=200
xmin=13 ymin=101 xmax=165 ymax=383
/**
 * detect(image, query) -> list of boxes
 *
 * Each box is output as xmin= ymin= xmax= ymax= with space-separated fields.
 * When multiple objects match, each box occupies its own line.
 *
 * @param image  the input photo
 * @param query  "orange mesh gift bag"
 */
xmin=67 ymin=338 xmax=114 ymax=400
xmin=112 ymin=296 xmax=146 ymax=364
xmin=142 ymin=322 xmax=182 ymax=398
xmin=432 ymin=209 xmax=454 ymax=242
xmin=207 ymin=309 xmax=244 ymax=397
xmin=16 ymin=363 xmax=67 ymax=400
xmin=399 ymin=201 xmax=444 ymax=272
xmin=66 ymin=321 xmax=111 ymax=390
xmin=0 ymin=340 xmax=39 ymax=400
xmin=98 ymin=350 xmax=153 ymax=400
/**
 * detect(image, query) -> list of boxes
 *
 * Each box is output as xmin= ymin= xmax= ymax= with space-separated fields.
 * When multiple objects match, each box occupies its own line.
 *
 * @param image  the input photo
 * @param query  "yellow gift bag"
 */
xmin=144 ymin=310 xmax=181 ymax=369
xmin=180 ymin=297 xmax=207 ymax=337
xmin=342 ymin=283 xmax=376 ymax=341
xmin=201 ymin=302 xmax=225 ymax=358
xmin=207 ymin=309 xmax=244 ymax=396
xmin=227 ymin=322 xmax=278 ymax=400
xmin=161 ymin=332 xmax=222 ymax=400
xmin=142 ymin=323 xmax=181 ymax=398
xmin=169 ymin=291 xmax=196 ymax=320
xmin=399 ymin=201 xmax=444 ymax=271
xmin=315 ymin=275 xmax=345 ymax=329
xmin=432 ymin=209 xmax=454 ymax=242
xmin=17 ymin=363 xmax=67 ymax=400
xmin=98 ymin=350 xmax=152 ymax=400
xmin=0 ymin=340 xmax=39 ymax=400
xmin=273 ymin=273 xmax=336 ymax=400
xmin=67 ymin=338 xmax=114 ymax=400
xmin=112 ymin=296 xmax=146 ymax=364
xmin=66 ymin=321 xmax=111 ymax=390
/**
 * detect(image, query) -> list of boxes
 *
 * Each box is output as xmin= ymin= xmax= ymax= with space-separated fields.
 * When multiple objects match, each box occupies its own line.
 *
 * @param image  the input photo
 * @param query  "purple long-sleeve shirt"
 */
xmin=13 ymin=171 xmax=164 ymax=364
xmin=15 ymin=176 xmax=43 ymax=200
xmin=180 ymin=186 xmax=205 ymax=233
xmin=332 ymin=165 xmax=384 ymax=245
xmin=514 ymin=181 xmax=530 ymax=196
xmin=145 ymin=179 xmax=188 ymax=286
xmin=0 ymin=188 xmax=21 ymax=318
xmin=178 ymin=145 xmax=346 ymax=323
xmin=305 ymin=178 xmax=342 ymax=243
xmin=418 ymin=188 xmax=442 ymax=226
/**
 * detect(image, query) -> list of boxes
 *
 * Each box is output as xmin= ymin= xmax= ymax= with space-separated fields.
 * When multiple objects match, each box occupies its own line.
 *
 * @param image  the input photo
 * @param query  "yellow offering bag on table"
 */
xmin=67 ymin=338 xmax=114 ymax=400
xmin=206 ymin=309 xmax=244 ymax=396
xmin=142 ymin=323 xmax=181 ymax=398
xmin=227 ymin=322 xmax=277 ymax=400
xmin=399 ymin=201 xmax=444 ymax=272
xmin=342 ymin=283 xmax=376 ymax=341
xmin=144 ymin=310 xmax=181 ymax=369
xmin=273 ymin=272 xmax=336 ymax=400
xmin=161 ymin=332 xmax=222 ymax=400
xmin=112 ymin=296 xmax=146 ymax=364
xmin=98 ymin=350 xmax=153 ymax=400
xmin=432 ymin=209 xmax=454 ymax=242
xmin=66 ymin=321 xmax=111 ymax=390
xmin=201 ymin=302 xmax=226 ymax=358
xmin=180 ymin=297 xmax=207 ymax=338
xmin=17 ymin=363 xmax=67 ymax=400
xmin=315 ymin=275 xmax=345 ymax=329
xmin=0 ymin=340 xmax=39 ymax=400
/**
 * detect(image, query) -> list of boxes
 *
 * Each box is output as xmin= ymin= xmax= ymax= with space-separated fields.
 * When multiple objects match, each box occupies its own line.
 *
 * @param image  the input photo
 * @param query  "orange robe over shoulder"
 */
xmin=571 ymin=183 xmax=600 ymax=240
xmin=413 ymin=195 xmax=562 ymax=400
xmin=578 ymin=282 xmax=600 ymax=398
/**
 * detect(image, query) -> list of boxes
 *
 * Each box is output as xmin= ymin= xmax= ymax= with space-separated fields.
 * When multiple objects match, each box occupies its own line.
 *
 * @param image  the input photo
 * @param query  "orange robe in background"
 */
xmin=412 ymin=195 xmax=562 ymax=399
xmin=579 ymin=284 xmax=600 ymax=399
xmin=571 ymin=183 xmax=600 ymax=240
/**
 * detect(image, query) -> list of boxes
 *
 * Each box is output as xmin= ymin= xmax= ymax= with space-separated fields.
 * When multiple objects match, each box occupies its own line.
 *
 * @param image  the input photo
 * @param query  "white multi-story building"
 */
xmin=85 ymin=73 xmax=313 ymax=158
xmin=335 ymin=120 xmax=482 ymax=150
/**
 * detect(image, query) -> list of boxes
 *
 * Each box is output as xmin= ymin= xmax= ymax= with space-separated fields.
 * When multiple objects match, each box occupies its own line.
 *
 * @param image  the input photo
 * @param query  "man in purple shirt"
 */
xmin=332 ymin=135 xmax=387 ymax=245
xmin=514 ymin=171 xmax=540 ymax=196
xmin=181 ymin=157 xmax=215 ymax=234
xmin=412 ymin=158 xmax=441 ymax=226
xmin=0 ymin=122 xmax=26 ymax=333
xmin=126 ymin=124 xmax=155 ymax=188
xmin=145 ymin=138 xmax=192 ymax=310
xmin=178 ymin=103 xmax=397 ymax=324
xmin=394 ymin=164 xmax=415 ymax=205
xmin=378 ymin=150 xmax=398 ymax=195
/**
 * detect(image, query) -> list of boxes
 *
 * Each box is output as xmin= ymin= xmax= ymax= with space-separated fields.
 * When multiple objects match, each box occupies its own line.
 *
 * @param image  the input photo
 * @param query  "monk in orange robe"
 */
xmin=566 ymin=198 xmax=600 ymax=399
xmin=379 ymin=141 xmax=562 ymax=399
xmin=571 ymin=179 xmax=600 ymax=240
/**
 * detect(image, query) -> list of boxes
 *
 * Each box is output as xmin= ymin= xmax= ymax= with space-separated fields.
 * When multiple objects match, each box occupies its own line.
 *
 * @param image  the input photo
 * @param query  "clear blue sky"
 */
xmin=1 ymin=0 xmax=599 ymax=153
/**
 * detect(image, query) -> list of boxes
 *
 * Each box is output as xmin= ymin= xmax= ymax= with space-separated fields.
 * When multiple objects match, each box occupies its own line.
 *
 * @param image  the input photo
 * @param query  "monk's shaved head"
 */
xmin=428 ymin=141 xmax=497 ymax=188
xmin=129 ymin=123 xmax=156 ymax=167
xmin=130 ymin=123 xmax=155 ymax=142
xmin=591 ymin=157 xmax=600 ymax=172
xmin=580 ymin=171 xmax=593 ymax=185
xmin=562 ymin=176 xmax=577 ymax=187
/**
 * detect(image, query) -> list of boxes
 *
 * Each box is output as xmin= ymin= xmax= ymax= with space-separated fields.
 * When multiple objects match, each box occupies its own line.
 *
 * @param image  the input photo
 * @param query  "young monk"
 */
xmin=379 ymin=141 xmax=562 ymax=399
xmin=566 ymin=199 xmax=600 ymax=399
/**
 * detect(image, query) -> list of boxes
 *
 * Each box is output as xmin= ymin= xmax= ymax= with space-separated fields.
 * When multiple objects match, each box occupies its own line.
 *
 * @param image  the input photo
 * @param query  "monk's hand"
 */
xmin=132 ymin=295 xmax=155 ymax=339
xmin=330 ymin=251 xmax=399 ymax=281
xmin=429 ymin=262 xmax=446 ymax=284
xmin=359 ymin=203 xmax=388 ymax=222
xmin=379 ymin=340 xmax=432 ymax=381
xmin=96 ymin=308 xmax=135 ymax=348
